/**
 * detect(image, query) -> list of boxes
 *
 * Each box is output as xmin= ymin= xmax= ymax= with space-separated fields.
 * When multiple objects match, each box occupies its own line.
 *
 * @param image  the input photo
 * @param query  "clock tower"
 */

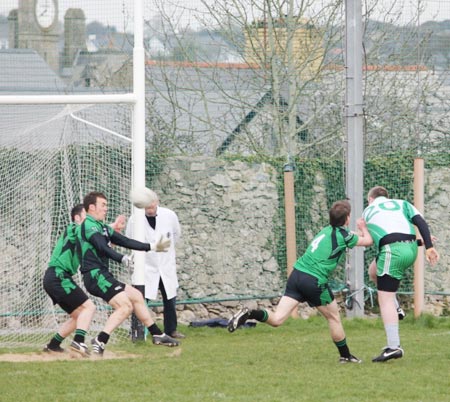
xmin=16 ymin=0 xmax=59 ymax=71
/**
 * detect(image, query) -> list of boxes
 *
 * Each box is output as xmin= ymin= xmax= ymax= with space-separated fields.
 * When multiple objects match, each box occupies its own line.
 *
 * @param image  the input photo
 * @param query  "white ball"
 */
xmin=129 ymin=187 xmax=154 ymax=208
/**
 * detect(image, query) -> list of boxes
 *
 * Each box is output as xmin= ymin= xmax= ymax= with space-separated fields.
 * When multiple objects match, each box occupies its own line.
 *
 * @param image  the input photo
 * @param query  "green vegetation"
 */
xmin=1 ymin=315 xmax=449 ymax=401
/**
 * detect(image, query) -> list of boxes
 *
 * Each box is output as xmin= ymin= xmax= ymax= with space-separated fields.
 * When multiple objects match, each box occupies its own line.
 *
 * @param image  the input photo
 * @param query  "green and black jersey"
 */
xmin=294 ymin=225 xmax=359 ymax=285
xmin=48 ymin=222 xmax=80 ymax=276
xmin=78 ymin=214 xmax=151 ymax=274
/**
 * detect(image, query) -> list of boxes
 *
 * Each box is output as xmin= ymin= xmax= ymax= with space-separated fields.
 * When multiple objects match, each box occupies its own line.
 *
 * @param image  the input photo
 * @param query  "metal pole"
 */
xmin=413 ymin=158 xmax=425 ymax=317
xmin=345 ymin=0 xmax=365 ymax=317
xmin=131 ymin=0 xmax=147 ymax=341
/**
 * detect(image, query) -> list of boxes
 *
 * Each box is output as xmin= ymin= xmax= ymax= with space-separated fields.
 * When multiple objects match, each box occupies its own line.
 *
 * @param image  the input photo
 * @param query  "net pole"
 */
xmin=130 ymin=0 xmax=147 ymax=341
xmin=345 ymin=0 xmax=365 ymax=318
xmin=413 ymin=158 xmax=425 ymax=317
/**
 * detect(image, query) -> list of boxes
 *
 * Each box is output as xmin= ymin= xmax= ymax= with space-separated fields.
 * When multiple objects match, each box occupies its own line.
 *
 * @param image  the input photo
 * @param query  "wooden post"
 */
xmin=284 ymin=163 xmax=298 ymax=318
xmin=413 ymin=158 xmax=425 ymax=318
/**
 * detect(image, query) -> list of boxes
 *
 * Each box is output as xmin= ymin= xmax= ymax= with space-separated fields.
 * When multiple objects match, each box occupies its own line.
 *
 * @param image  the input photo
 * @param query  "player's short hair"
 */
xmin=70 ymin=204 xmax=85 ymax=222
xmin=329 ymin=200 xmax=351 ymax=227
xmin=368 ymin=186 xmax=389 ymax=200
xmin=83 ymin=191 xmax=107 ymax=211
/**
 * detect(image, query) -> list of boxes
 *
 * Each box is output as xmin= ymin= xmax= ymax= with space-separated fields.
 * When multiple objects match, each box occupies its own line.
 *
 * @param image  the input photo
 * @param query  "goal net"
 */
xmin=0 ymin=103 xmax=136 ymax=347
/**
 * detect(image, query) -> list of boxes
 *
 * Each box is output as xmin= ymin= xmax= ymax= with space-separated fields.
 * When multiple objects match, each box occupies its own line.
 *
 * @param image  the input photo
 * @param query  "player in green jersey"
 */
xmin=43 ymin=204 xmax=96 ymax=356
xmin=228 ymin=200 xmax=373 ymax=363
xmin=78 ymin=191 xmax=179 ymax=355
xmin=363 ymin=186 xmax=439 ymax=362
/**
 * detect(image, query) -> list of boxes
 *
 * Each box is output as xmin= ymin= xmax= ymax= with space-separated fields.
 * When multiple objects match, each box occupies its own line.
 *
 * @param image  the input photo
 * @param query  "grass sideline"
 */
xmin=0 ymin=314 xmax=449 ymax=402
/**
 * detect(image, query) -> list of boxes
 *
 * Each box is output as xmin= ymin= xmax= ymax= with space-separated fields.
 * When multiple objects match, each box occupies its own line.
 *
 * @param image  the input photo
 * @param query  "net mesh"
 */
xmin=0 ymin=103 xmax=133 ymax=346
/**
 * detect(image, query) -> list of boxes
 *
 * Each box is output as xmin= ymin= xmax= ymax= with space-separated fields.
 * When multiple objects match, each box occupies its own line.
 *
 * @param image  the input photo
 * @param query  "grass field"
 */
xmin=0 ymin=314 xmax=449 ymax=402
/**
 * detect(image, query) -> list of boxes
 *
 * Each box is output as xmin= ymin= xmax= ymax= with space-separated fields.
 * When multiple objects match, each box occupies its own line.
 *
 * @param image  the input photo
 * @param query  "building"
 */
xmin=244 ymin=16 xmax=324 ymax=80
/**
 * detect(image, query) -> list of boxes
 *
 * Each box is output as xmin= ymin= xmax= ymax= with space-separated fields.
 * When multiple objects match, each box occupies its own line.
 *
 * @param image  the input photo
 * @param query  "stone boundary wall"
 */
xmin=151 ymin=157 xmax=449 ymax=322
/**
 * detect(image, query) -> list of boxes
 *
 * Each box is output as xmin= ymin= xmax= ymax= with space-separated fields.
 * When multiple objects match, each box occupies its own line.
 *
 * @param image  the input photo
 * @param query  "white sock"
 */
xmin=385 ymin=323 xmax=400 ymax=349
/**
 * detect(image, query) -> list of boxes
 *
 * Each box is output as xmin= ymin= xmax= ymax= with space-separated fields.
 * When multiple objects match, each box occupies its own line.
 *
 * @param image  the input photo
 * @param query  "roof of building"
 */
xmin=0 ymin=49 xmax=66 ymax=93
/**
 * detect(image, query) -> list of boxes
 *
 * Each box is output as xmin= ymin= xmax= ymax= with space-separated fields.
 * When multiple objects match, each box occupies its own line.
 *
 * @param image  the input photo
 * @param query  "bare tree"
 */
xmin=141 ymin=0 xmax=449 ymax=158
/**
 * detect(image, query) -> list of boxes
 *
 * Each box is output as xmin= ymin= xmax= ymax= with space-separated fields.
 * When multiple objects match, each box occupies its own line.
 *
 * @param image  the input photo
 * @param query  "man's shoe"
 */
xmin=70 ymin=340 xmax=90 ymax=357
xmin=339 ymin=354 xmax=362 ymax=364
xmin=170 ymin=331 xmax=186 ymax=339
xmin=397 ymin=307 xmax=406 ymax=320
xmin=43 ymin=344 xmax=65 ymax=353
xmin=152 ymin=333 xmax=180 ymax=347
xmin=227 ymin=307 xmax=249 ymax=333
xmin=91 ymin=337 xmax=105 ymax=356
xmin=372 ymin=347 xmax=404 ymax=362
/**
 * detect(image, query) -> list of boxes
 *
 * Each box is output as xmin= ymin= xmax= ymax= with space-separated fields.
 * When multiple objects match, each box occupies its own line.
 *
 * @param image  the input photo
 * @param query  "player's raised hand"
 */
xmin=150 ymin=235 xmax=171 ymax=252
xmin=111 ymin=215 xmax=126 ymax=232
xmin=121 ymin=254 xmax=134 ymax=268
xmin=425 ymin=247 xmax=439 ymax=266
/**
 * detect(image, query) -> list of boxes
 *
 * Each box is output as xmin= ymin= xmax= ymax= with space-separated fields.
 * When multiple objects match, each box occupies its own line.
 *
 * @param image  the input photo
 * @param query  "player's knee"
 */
xmin=114 ymin=299 xmax=133 ymax=317
xmin=270 ymin=315 xmax=285 ymax=327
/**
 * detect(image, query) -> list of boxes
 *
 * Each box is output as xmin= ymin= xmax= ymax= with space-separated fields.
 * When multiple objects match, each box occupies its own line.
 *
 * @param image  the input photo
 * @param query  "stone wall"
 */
xmin=151 ymin=157 xmax=449 ymax=322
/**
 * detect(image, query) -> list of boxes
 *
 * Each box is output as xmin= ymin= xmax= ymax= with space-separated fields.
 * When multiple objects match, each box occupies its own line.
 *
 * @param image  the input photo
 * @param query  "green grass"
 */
xmin=0 ymin=315 xmax=449 ymax=402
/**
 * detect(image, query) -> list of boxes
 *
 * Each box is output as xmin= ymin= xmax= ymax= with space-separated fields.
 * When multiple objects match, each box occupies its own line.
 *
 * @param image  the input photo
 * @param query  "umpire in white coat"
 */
xmin=126 ymin=188 xmax=184 ymax=339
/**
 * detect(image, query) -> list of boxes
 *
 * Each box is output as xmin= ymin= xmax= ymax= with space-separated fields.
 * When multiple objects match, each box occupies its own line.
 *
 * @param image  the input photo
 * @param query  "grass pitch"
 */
xmin=0 ymin=314 xmax=449 ymax=402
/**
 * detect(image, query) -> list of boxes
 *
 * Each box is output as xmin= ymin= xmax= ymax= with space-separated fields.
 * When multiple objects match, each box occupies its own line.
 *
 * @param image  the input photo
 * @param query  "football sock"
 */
xmin=98 ymin=331 xmax=110 ymax=345
xmin=385 ymin=323 xmax=400 ymax=348
xmin=335 ymin=338 xmax=351 ymax=358
xmin=248 ymin=309 xmax=268 ymax=322
xmin=73 ymin=329 xmax=87 ymax=343
xmin=148 ymin=324 xmax=163 ymax=336
xmin=48 ymin=333 xmax=65 ymax=348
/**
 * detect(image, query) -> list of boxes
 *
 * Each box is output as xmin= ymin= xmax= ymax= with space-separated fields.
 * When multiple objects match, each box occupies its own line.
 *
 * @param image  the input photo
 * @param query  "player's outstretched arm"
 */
xmin=355 ymin=218 xmax=373 ymax=247
xmin=149 ymin=235 xmax=171 ymax=252
xmin=110 ymin=231 xmax=151 ymax=251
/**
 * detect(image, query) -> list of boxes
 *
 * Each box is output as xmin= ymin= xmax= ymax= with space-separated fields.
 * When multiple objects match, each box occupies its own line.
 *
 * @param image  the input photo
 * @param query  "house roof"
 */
xmin=0 ymin=49 xmax=66 ymax=93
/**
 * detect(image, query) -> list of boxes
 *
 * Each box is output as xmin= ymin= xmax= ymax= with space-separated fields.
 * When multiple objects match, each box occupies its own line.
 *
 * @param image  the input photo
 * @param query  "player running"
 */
xmin=228 ymin=200 xmax=373 ymax=363
xmin=363 ymin=186 xmax=439 ymax=362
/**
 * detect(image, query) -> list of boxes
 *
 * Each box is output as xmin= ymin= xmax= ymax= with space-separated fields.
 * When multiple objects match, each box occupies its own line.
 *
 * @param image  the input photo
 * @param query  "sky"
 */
xmin=0 ymin=0 xmax=448 ymax=32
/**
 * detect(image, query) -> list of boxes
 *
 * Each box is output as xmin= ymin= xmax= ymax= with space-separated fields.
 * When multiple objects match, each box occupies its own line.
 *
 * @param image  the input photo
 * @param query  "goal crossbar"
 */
xmin=0 ymin=93 xmax=136 ymax=105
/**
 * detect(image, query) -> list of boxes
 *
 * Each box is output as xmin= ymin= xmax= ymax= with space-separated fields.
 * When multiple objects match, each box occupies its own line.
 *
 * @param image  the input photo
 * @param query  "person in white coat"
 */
xmin=126 ymin=188 xmax=185 ymax=339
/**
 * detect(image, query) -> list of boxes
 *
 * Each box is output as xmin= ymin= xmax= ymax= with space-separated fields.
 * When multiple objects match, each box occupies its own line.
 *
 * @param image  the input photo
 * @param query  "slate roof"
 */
xmin=0 ymin=49 xmax=66 ymax=93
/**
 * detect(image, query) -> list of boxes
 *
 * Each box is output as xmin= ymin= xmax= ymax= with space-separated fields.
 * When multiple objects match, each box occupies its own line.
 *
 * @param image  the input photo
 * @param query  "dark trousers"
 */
xmin=159 ymin=278 xmax=177 ymax=335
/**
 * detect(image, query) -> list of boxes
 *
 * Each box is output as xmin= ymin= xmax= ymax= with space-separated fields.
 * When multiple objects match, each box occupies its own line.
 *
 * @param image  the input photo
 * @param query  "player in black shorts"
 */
xmin=43 ymin=204 xmax=95 ymax=356
xmin=78 ymin=191 xmax=180 ymax=355
xmin=228 ymin=200 xmax=373 ymax=363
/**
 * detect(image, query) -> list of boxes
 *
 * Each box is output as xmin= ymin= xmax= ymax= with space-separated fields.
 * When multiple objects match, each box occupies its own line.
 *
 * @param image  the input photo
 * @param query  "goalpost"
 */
xmin=0 ymin=0 xmax=146 ymax=348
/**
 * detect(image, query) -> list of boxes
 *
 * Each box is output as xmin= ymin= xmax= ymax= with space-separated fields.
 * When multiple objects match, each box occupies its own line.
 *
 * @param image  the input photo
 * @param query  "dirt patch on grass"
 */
xmin=0 ymin=350 xmax=139 ymax=362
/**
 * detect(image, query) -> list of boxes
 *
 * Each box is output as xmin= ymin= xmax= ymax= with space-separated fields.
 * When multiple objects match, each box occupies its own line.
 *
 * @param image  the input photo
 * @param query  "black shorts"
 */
xmin=377 ymin=274 xmax=401 ymax=292
xmin=284 ymin=269 xmax=334 ymax=307
xmin=43 ymin=267 xmax=89 ymax=314
xmin=82 ymin=269 xmax=126 ymax=303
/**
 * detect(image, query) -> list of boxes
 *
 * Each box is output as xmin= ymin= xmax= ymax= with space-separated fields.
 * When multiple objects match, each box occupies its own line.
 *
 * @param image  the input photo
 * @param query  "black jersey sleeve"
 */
xmin=89 ymin=232 xmax=124 ymax=263
xmin=412 ymin=215 xmax=433 ymax=249
xmin=110 ymin=231 xmax=151 ymax=252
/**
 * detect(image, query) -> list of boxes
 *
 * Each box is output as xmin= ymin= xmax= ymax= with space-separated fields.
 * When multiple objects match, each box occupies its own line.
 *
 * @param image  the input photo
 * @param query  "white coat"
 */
xmin=125 ymin=206 xmax=181 ymax=300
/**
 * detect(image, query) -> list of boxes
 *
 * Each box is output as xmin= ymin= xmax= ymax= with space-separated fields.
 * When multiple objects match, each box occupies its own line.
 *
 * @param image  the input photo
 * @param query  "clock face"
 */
xmin=35 ymin=0 xmax=57 ymax=30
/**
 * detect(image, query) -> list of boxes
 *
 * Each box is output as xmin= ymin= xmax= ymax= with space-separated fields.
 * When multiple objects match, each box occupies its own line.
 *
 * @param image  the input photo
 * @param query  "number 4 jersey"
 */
xmin=294 ymin=225 xmax=358 ymax=285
